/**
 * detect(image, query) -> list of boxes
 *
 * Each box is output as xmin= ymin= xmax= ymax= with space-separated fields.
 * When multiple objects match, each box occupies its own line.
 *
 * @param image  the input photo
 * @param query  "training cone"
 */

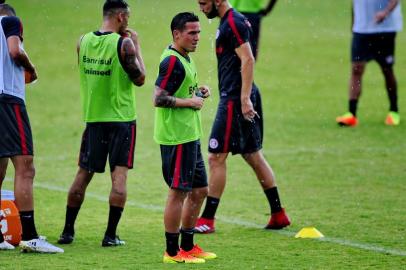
xmin=295 ymin=227 xmax=324 ymax=239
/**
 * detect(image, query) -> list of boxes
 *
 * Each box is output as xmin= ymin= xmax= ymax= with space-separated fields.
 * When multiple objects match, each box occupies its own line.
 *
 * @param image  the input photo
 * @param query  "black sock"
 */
xmin=264 ymin=187 xmax=282 ymax=214
xmin=165 ymin=232 xmax=180 ymax=256
xmin=180 ymin=228 xmax=194 ymax=252
xmin=19 ymin=210 xmax=39 ymax=241
xmin=387 ymin=88 xmax=398 ymax=112
xmin=349 ymin=99 xmax=358 ymax=116
xmin=105 ymin=205 xmax=123 ymax=238
xmin=62 ymin=206 xmax=81 ymax=235
xmin=0 ymin=231 xmax=4 ymax=242
xmin=201 ymin=196 xmax=220 ymax=219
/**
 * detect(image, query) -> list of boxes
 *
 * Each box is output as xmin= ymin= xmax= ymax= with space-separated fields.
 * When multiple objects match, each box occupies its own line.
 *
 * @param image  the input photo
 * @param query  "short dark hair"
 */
xmin=0 ymin=3 xmax=16 ymax=16
xmin=170 ymin=12 xmax=199 ymax=33
xmin=103 ymin=0 xmax=129 ymax=16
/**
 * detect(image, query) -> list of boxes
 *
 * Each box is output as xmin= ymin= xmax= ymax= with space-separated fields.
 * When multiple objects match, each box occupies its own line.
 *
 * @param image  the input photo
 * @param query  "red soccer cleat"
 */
xmin=265 ymin=208 xmax=291 ymax=230
xmin=183 ymin=244 xmax=217 ymax=260
xmin=194 ymin=217 xmax=215 ymax=234
xmin=336 ymin=112 xmax=358 ymax=127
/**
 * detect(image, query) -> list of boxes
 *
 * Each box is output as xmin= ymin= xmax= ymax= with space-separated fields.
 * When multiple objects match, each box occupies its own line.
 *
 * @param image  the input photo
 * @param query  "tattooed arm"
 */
xmin=154 ymin=86 xmax=204 ymax=109
xmin=120 ymin=36 xmax=145 ymax=86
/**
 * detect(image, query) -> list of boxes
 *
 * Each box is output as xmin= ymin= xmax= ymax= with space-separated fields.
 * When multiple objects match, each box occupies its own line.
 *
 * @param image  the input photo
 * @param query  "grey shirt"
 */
xmin=353 ymin=0 xmax=403 ymax=33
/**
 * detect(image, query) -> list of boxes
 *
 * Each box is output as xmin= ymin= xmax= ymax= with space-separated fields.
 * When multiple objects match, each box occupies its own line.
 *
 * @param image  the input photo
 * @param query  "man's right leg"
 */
xmin=12 ymin=155 xmax=63 ymax=253
xmin=337 ymin=62 xmax=366 ymax=126
xmin=242 ymin=151 xmax=290 ymax=229
xmin=195 ymin=153 xmax=228 ymax=234
xmin=12 ymin=155 xmax=37 ymax=240
xmin=58 ymin=167 xmax=94 ymax=244
xmin=0 ymin=158 xmax=14 ymax=249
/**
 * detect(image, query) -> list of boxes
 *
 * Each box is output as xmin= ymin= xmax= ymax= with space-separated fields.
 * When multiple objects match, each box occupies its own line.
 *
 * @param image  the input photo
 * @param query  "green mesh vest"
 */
xmin=229 ymin=0 xmax=265 ymax=13
xmin=79 ymin=32 xmax=136 ymax=122
xmin=154 ymin=48 xmax=202 ymax=145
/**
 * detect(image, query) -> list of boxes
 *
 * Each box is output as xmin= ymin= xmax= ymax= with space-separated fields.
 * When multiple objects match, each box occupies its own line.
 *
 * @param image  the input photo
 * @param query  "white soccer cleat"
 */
xmin=0 ymin=240 xmax=15 ymax=250
xmin=19 ymin=236 xmax=64 ymax=253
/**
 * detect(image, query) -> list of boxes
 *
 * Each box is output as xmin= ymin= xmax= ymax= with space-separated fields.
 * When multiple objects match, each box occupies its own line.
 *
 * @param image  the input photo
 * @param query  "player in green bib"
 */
xmin=153 ymin=12 xmax=216 ymax=264
xmin=229 ymin=0 xmax=278 ymax=58
xmin=58 ymin=0 xmax=145 ymax=247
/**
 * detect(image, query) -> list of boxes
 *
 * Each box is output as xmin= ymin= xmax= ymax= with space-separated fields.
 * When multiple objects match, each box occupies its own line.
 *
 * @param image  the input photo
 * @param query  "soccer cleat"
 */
xmin=194 ymin=217 xmax=215 ymax=234
xmin=265 ymin=208 xmax=291 ymax=230
xmin=183 ymin=244 xmax=217 ymax=260
xmin=57 ymin=232 xmax=74 ymax=244
xmin=20 ymin=236 xmax=64 ymax=253
xmin=385 ymin=111 xmax=400 ymax=126
xmin=0 ymin=240 xmax=15 ymax=250
xmin=101 ymin=235 xmax=125 ymax=247
xmin=336 ymin=112 xmax=358 ymax=127
xmin=163 ymin=250 xmax=205 ymax=264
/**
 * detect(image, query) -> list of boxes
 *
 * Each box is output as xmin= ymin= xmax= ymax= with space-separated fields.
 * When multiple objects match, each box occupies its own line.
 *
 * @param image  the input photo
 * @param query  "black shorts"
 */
xmin=208 ymin=89 xmax=263 ymax=155
xmin=160 ymin=140 xmax=207 ymax=191
xmin=0 ymin=102 xmax=33 ymax=158
xmin=351 ymin=32 xmax=396 ymax=67
xmin=78 ymin=121 xmax=136 ymax=173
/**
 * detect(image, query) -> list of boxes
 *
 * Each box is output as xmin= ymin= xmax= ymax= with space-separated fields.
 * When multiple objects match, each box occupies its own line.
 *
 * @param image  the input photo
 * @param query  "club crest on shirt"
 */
xmin=209 ymin=138 xmax=219 ymax=149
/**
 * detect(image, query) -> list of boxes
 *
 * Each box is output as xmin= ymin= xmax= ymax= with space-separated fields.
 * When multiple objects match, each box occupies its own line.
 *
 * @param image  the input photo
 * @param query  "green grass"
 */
xmin=1 ymin=0 xmax=406 ymax=269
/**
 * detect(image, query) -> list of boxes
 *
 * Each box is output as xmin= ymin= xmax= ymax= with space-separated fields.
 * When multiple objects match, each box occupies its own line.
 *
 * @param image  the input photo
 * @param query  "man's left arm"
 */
xmin=260 ymin=0 xmax=278 ymax=16
xmin=375 ymin=0 xmax=400 ymax=23
xmin=235 ymin=43 xmax=256 ymax=121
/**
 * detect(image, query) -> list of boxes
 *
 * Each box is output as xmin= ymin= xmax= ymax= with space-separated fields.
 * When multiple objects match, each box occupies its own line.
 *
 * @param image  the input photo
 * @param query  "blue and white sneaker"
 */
xmin=20 ymin=236 xmax=64 ymax=253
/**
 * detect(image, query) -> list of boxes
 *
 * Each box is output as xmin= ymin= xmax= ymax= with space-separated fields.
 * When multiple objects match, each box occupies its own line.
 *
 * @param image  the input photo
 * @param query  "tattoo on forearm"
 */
xmin=155 ymin=94 xmax=176 ymax=108
xmin=123 ymin=39 xmax=142 ymax=81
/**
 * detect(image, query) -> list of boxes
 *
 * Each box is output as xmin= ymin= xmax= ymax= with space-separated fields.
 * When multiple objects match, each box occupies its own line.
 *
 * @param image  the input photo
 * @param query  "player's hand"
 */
xmin=375 ymin=11 xmax=387 ymax=23
xmin=198 ymin=85 xmax=211 ymax=98
xmin=126 ymin=28 xmax=140 ymax=47
xmin=25 ymin=67 xmax=37 ymax=84
xmin=190 ymin=96 xmax=204 ymax=110
xmin=241 ymin=98 xmax=257 ymax=122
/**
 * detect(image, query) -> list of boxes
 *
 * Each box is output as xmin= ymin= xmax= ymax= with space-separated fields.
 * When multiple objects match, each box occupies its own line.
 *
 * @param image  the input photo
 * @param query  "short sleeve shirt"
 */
xmin=216 ymin=9 xmax=256 ymax=99
xmin=352 ymin=0 xmax=403 ymax=33
xmin=0 ymin=16 xmax=24 ymax=104
xmin=155 ymin=47 xmax=186 ymax=95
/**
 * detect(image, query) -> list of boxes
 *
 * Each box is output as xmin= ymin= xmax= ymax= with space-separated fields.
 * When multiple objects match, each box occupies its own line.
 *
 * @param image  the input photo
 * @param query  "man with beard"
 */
xmin=195 ymin=0 xmax=290 ymax=234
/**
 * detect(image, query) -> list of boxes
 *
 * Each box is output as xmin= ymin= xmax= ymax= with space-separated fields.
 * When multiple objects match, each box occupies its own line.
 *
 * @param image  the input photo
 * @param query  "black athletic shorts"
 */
xmin=0 ymin=102 xmax=34 ymax=157
xmin=351 ymin=32 xmax=396 ymax=67
xmin=208 ymin=89 xmax=263 ymax=155
xmin=160 ymin=140 xmax=207 ymax=191
xmin=78 ymin=121 xmax=136 ymax=173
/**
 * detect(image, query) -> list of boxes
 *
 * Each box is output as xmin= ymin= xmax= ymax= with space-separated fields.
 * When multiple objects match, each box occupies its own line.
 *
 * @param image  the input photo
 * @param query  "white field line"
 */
xmin=3 ymin=179 xmax=405 ymax=257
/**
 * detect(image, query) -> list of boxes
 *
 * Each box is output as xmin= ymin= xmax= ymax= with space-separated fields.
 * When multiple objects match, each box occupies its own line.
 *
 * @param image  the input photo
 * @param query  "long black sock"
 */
xmin=105 ymin=205 xmax=123 ymax=238
xmin=0 ymin=231 xmax=4 ymax=242
xmin=180 ymin=227 xmax=194 ymax=252
xmin=383 ymin=69 xmax=398 ymax=112
xmin=264 ymin=187 xmax=282 ymax=214
xmin=201 ymin=196 xmax=220 ymax=219
xmin=349 ymin=99 xmax=358 ymax=116
xmin=165 ymin=232 xmax=180 ymax=256
xmin=387 ymin=87 xmax=398 ymax=112
xmin=19 ymin=210 xmax=38 ymax=241
xmin=62 ymin=206 xmax=80 ymax=235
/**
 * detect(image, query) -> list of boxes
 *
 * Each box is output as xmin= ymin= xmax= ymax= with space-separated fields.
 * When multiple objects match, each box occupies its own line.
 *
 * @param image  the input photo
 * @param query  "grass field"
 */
xmin=1 ymin=0 xmax=406 ymax=269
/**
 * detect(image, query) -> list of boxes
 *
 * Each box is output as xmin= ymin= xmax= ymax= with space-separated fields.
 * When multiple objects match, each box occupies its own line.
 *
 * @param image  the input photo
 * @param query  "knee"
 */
xmin=191 ymin=187 xmax=208 ymax=201
xmin=20 ymin=164 xmax=35 ymax=182
xmin=111 ymin=175 xmax=127 ymax=197
xmin=208 ymin=154 xmax=224 ymax=169
xmin=351 ymin=64 xmax=365 ymax=77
